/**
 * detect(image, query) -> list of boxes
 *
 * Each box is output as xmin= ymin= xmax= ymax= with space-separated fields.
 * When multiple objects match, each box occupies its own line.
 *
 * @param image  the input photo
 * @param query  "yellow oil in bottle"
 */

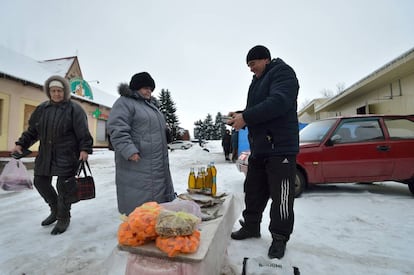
xmin=195 ymin=167 xmax=204 ymax=189
xmin=188 ymin=167 xmax=196 ymax=189
xmin=205 ymin=164 xmax=212 ymax=191
xmin=211 ymin=162 xmax=217 ymax=196
xmin=201 ymin=167 xmax=206 ymax=189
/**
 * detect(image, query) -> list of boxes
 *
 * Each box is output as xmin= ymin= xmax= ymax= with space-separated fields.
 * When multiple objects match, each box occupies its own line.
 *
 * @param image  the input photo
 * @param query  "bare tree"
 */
xmin=336 ymin=82 xmax=346 ymax=94
xmin=299 ymin=98 xmax=311 ymax=110
xmin=320 ymin=88 xmax=334 ymax=98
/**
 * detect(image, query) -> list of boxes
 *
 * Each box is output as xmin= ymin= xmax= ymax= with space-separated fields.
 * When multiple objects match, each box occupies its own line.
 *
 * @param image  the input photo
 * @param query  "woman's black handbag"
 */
xmin=76 ymin=160 xmax=96 ymax=200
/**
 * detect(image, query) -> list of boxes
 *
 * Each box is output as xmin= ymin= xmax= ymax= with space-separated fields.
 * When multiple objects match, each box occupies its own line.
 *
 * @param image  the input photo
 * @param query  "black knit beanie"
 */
xmin=246 ymin=45 xmax=271 ymax=64
xmin=129 ymin=72 xmax=155 ymax=91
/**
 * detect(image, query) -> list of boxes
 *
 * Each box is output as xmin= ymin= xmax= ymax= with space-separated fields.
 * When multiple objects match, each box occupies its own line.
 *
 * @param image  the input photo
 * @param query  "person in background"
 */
xmin=227 ymin=45 xmax=299 ymax=259
xmin=107 ymin=72 xmax=176 ymax=215
xmin=231 ymin=128 xmax=239 ymax=162
xmin=11 ymin=75 xmax=93 ymax=235
xmin=221 ymin=129 xmax=232 ymax=161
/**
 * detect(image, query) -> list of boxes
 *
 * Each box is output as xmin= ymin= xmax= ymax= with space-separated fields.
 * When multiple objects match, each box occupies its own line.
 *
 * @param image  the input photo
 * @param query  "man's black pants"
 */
xmin=242 ymin=155 xmax=296 ymax=238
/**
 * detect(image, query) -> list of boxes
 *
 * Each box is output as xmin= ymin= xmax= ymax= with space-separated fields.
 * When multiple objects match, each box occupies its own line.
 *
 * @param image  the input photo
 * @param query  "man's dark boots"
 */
xmin=268 ymin=234 xmax=288 ymax=259
xmin=231 ymin=223 xmax=261 ymax=240
xmin=41 ymin=204 xmax=57 ymax=226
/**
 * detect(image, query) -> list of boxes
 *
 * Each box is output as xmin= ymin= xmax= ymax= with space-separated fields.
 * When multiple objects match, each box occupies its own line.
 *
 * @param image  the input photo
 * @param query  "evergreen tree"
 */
xmin=214 ymin=112 xmax=227 ymax=140
xmin=194 ymin=119 xmax=204 ymax=140
xmin=193 ymin=112 xmax=230 ymax=140
xmin=204 ymin=114 xmax=215 ymax=140
xmin=158 ymin=89 xmax=180 ymax=140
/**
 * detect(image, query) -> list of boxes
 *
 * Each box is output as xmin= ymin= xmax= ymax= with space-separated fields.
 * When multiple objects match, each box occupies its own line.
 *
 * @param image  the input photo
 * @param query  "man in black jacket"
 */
xmin=228 ymin=45 xmax=299 ymax=259
xmin=222 ymin=129 xmax=232 ymax=161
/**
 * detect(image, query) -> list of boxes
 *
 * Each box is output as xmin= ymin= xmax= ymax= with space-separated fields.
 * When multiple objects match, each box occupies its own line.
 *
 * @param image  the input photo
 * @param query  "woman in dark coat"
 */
xmin=107 ymin=72 xmax=175 ymax=215
xmin=12 ymin=75 xmax=93 ymax=235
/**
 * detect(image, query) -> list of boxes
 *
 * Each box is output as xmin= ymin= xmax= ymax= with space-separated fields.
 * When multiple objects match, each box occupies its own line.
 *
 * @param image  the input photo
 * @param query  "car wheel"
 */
xmin=408 ymin=180 xmax=414 ymax=195
xmin=181 ymin=146 xmax=186 ymax=149
xmin=294 ymin=169 xmax=306 ymax=198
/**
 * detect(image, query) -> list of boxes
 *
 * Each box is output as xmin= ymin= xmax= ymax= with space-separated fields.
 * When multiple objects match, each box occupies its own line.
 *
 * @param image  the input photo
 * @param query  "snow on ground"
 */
xmin=1 ymin=140 xmax=413 ymax=275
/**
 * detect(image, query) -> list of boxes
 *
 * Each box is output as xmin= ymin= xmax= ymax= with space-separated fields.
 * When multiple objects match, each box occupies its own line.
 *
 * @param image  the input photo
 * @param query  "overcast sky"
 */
xmin=1 ymin=0 xmax=414 ymax=133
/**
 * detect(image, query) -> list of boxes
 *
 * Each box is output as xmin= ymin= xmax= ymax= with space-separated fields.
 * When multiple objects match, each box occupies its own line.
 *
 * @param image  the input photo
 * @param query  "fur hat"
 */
xmin=246 ymin=45 xmax=271 ymax=64
xmin=44 ymin=75 xmax=71 ymax=101
xmin=129 ymin=72 xmax=155 ymax=91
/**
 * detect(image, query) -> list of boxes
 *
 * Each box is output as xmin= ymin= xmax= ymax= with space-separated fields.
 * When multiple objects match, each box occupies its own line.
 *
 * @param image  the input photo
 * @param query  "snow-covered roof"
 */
xmin=0 ymin=45 xmax=117 ymax=108
xmin=91 ymin=86 xmax=118 ymax=107
xmin=0 ymin=45 xmax=55 ymax=85
xmin=71 ymin=86 xmax=118 ymax=108
xmin=38 ymin=57 xmax=75 ymax=76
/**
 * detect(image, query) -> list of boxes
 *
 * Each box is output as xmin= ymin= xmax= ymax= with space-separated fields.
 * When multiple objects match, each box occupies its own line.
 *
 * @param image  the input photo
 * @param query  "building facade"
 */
xmin=0 ymin=46 xmax=116 ymax=156
xmin=299 ymin=47 xmax=414 ymax=123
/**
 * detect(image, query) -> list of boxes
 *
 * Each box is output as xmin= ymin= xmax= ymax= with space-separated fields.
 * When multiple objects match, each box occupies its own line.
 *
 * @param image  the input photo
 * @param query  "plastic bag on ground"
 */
xmin=242 ymin=256 xmax=300 ymax=275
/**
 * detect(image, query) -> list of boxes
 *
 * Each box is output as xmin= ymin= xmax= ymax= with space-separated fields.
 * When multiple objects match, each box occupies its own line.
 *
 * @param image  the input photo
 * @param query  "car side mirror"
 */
xmin=326 ymin=134 xmax=341 ymax=146
xmin=331 ymin=134 xmax=341 ymax=142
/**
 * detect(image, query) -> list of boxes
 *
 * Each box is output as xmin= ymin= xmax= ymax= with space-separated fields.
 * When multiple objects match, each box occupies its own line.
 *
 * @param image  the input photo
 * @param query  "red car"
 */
xmin=236 ymin=115 xmax=414 ymax=197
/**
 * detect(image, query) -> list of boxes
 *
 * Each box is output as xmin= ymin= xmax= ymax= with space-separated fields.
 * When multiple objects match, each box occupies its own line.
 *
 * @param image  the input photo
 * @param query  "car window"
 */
xmin=331 ymin=120 xmax=383 ymax=143
xmin=300 ymin=119 xmax=336 ymax=142
xmin=332 ymin=123 xmax=354 ymax=143
xmin=353 ymin=120 xmax=384 ymax=142
xmin=384 ymin=118 xmax=414 ymax=139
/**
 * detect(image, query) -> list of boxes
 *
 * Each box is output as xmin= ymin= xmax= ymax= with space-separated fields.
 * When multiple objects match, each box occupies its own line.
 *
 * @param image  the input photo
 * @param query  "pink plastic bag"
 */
xmin=0 ymin=159 xmax=33 ymax=191
xmin=125 ymin=253 xmax=201 ymax=275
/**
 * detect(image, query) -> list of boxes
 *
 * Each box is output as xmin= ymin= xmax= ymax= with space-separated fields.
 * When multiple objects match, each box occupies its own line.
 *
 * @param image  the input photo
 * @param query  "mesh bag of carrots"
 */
xmin=118 ymin=201 xmax=162 ymax=246
xmin=155 ymin=230 xmax=201 ymax=258
xmin=155 ymin=209 xmax=201 ymax=257
xmin=118 ymin=201 xmax=202 ymax=258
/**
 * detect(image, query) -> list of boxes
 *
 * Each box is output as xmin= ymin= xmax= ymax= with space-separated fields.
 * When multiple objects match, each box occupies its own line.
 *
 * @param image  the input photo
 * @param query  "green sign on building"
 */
xmin=70 ymin=78 xmax=93 ymax=100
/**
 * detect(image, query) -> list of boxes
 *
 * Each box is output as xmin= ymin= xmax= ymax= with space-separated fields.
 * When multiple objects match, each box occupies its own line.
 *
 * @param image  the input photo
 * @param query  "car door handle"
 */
xmin=376 ymin=145 xmax=389 ymax=152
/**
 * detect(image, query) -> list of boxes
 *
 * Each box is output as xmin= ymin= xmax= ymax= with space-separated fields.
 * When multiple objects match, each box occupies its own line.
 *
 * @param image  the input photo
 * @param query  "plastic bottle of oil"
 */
xmin=210 ymin=162 xmax=217 ymax=196
xmin=205 ymin=163 xmax=212 ymax=192
xmin=195 ymin=167 xmax=204 ymax=189
xmin=200 ymin=167 xmax=206 ymax=189
xmin=188 ymin=167 xmax=196 ymax=189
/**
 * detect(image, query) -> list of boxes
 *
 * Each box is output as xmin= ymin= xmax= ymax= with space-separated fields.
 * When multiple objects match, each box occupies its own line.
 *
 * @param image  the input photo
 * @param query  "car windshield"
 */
xmin=300 ymin=119 xmax=336 ymax=142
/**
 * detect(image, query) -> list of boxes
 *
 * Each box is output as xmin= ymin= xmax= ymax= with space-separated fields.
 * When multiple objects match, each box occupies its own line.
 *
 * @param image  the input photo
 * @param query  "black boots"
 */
xmin=35 ymin=176 xmax=73 ymax=234
xmin=50 ymin=195 xmax=71 ymax=235
xmin=233 ymin=220 xmax=288 ymax=259
xmin=41 ymin=205 xmax=57 ymax=226
xmin=40 ymin=200 xmax=71 ymax=235
xmin=231 ymin=223 xmax=261 ymax=240
xmin=51 ymin=219 xmax=70 ymax=235
xmin=268 ymin=234 xmax=288 ymax=259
